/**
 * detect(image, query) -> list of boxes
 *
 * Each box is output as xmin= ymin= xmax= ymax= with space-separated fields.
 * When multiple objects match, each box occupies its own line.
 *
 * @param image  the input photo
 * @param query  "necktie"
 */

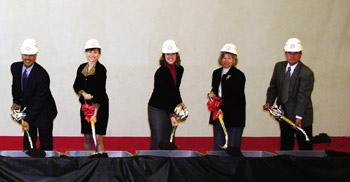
xmin=281 ymin=67 xmax=291 ymax=104
xmin=22 ymin=69 xmax=28 ymax=91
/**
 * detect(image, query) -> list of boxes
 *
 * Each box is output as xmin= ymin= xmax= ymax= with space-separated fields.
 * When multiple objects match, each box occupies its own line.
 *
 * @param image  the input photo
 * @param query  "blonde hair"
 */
xmin=218 ymin=52 xmax=238 ymax=66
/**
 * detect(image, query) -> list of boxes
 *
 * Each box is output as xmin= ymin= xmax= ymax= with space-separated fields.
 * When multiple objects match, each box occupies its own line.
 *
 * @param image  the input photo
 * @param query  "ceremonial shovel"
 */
xmin=81 ymin=103 xmax=108 ymax=158
xmin=158 ymin=104 xmax=189 ymax=150
xmin=207 ymin=94 xmax=244 ymax=157
xmin=11 ymin=107 xmax=46 ymax=157
xmin=207 ymin=94 xmax=228 ymax=149
xmin=90 ymin=121 xmax=98 ymax=154
xmin=266 ymin=105 xmax=310 ymax=141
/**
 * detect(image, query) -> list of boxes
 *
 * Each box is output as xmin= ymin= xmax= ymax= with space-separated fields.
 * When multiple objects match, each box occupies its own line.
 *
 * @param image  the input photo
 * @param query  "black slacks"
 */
xmin=148 ymin=105 xmax=173 ymax=150
xmin=23 ymin=125 xmax=53 ymax=150
xmin=279 ymin=121 xmax=313 ymax=150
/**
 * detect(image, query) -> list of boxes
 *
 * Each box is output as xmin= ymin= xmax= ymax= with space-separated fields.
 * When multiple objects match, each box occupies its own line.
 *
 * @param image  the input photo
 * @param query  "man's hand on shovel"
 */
xmin=22 ymin=120 xmax=30 ymax=131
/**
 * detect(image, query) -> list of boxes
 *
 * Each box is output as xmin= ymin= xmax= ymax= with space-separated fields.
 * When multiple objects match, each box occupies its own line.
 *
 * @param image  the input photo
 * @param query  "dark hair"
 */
xmin=218 ymin=52 xmax=238 ymax=66
xmin=85 ymin=48 xmax=101 ymax=54
xmin=159 ymin=53 xmax=181 ymax=67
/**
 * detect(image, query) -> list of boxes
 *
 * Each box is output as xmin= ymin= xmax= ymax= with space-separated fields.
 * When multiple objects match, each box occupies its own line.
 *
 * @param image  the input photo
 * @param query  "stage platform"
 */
xmin=0 ymin=136 xmax=349 ymax=181
xmin=1 ymin=136 xmax=349 ymax=154
xmin=0 ymin=150 xmax=349 ymax=181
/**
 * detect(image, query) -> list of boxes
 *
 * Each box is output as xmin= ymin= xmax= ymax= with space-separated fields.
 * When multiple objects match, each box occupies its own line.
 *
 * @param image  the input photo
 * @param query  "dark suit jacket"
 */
xmin=11 ymin=62 xmax=57 ymax=129
xmin=266 ymin=61 xmax=314 ymax=127
xmin=73 ymin=61 xmax=109 ymax=106
xmin=148 ymin=65 xmax=183 ymax=115
xmin=73 ymin=61 xmax=109 ymax=133
xmin=210 ymin=66 xmax=246 ymax=127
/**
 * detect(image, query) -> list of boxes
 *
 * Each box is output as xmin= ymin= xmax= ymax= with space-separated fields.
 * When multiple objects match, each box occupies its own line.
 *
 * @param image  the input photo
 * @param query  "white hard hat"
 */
xmin=284 ymin=38 xmax=302 ymax=52
xmin=162 ymin=40 xmax=179 ymax=53
xmin=221 ymin=43 xmax=238 ymax=55
xmin=21 ymin=38 xmax=38 ymax=55
xmin=85 ymin=39 xmax=101 ymax=49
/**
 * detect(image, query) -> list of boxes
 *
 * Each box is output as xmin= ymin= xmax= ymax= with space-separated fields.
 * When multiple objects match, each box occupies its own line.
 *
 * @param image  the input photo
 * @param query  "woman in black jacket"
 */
xmin=73 ymin=39 xmax=109 ymax=151
xmin=148 ymin=40 xmax=185 ymax=150
xmin=209 ymin=43 xmax=246 ymax=150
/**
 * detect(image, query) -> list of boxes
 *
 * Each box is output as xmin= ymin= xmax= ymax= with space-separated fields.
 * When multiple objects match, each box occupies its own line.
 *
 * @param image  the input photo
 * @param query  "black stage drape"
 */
xmin=0 ymin=155 xmax=350 ymax=182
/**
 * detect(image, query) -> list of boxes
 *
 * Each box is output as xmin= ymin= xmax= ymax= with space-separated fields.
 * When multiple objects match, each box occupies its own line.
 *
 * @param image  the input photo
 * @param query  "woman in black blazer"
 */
xmin=73 ymin=39 xmax=109 ymax=151
xmin=148 ymin=40 xmax=185 ymax=150
xmin=209 ymin=43 xmax=246 ymax=150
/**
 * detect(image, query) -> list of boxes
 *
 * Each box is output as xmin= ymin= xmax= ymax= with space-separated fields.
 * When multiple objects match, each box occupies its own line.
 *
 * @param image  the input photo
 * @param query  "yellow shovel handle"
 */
xmin=218 ymin=114 xmax=228 ymax=149
xmin=218 ymin=115 xmax=228 ymax=135
xmin=281 ymin=116 xmax=295 ymax=126
xmin=281 ymin=116 xmax=310 ymax=141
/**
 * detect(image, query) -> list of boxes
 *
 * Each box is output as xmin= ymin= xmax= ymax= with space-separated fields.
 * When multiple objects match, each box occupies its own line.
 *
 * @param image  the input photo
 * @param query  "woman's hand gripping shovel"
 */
xmin=207 ymin=94 xmax=243 ymax=157
xmin=158 ymin=104 xmax=189 ymax=150
xmin=207 ymin=94 xmax=228 ymax=149
xmin=11 ymin=107 xmax=46 ymax=157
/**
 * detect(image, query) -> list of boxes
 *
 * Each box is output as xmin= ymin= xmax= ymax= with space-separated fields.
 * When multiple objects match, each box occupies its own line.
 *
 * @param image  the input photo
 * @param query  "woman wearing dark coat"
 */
xmin=73 ymin=39 xmax=109 ymax=151
xmin=209 ymin=43 xmax=246 ymax=150
xmin=148 ymin=40 xmax=185 ymax=150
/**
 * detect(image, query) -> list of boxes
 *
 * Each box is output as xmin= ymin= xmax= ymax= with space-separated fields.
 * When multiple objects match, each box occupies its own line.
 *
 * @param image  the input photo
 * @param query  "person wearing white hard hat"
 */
xmin=264 ymin=38 xmax=314 ymax=150
xmin=148 ymin=40 xmax=186 ymax=150
xmin=11 ymin=38 xmax=58 ymax=150
xmin=73 ymin=39 xmax=109 ymax=151
xmin=208 ymin=43 xmax=246 ymax=151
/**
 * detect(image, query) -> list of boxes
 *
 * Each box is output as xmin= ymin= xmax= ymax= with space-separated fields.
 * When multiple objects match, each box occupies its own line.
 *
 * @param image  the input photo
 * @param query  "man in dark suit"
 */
xmin=264 ymin=38 xmax=314 ymax=150
xmin=11 ymin=38 xmax=57 ymax=150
